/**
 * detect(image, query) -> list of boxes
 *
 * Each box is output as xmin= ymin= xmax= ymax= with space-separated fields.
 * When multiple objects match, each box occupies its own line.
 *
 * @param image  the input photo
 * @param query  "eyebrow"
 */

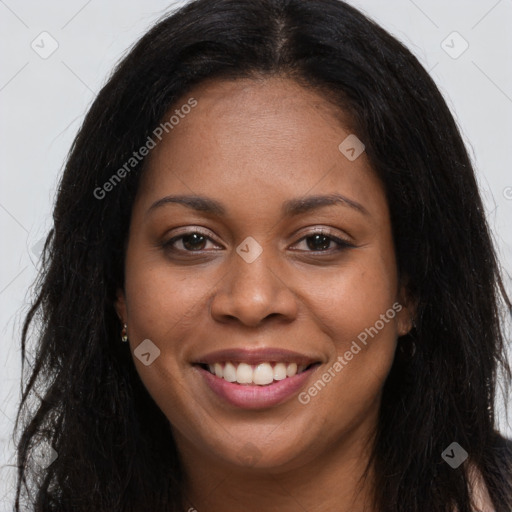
xmin=147 ymin=193 xmax=369 ymax=217
xmin=282 ymin=193 xmax=369 ymax=216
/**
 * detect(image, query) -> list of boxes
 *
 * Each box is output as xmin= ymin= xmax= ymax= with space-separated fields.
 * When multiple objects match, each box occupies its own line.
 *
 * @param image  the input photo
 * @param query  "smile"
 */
xmin=201 ymin=361 xmax=312 ymax=386
xmin=192 ymin=347 xmax=322 ymax=408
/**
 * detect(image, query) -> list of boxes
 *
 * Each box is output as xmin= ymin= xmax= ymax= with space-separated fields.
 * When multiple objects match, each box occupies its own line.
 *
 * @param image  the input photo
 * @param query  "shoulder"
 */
xmin=469 ymin=464 xmax=495 ymax=512
xmin=469 ymin=433 xmax=512 ymax=512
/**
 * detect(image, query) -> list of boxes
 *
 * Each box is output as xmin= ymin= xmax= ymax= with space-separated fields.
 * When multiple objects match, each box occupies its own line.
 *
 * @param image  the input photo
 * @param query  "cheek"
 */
xmin=122 ymin=258 xmax=201 ymax=426
xmin=121 ymin=248 xmax=212 ymax=398
xmin=123 ymin=247 xmax=209 ymax=339
xmin=298 ymin=248 xmax=400 ymax=400
xmin=302 ymin=247 xmax=399 ymax=344
xmin=334 ymin=266 xmax=399 ymax=345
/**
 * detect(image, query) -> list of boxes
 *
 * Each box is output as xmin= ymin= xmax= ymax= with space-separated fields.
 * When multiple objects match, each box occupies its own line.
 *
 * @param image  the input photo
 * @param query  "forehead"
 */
xmin=136 ymin=77 xmax=387 ymax=221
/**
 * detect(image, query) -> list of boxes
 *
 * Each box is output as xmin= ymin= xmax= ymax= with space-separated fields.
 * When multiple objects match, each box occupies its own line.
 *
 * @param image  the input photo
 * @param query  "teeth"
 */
xmin=223 ymin=362 xmax=237 ymax=382
xmin=236 ymin=363 xmax=253 ymax=384
xmin=273 ymin=363 xmax=287 ymax=381
xmin=204 ymin=361 xmax=310 ymax=386
xmin=286 ymin=362 xmax=297 ymax=377
xmin=253 ymin=363 xmax=274 ymax=385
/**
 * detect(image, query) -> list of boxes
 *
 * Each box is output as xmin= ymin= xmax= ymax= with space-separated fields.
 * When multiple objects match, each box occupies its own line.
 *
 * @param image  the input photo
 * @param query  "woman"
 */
xmin=14 ymin=0 xmax=512 ymax=510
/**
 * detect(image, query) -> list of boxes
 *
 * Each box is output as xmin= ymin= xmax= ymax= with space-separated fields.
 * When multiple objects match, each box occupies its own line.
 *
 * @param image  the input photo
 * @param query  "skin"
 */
xmin=115 ymin=76 xmax=414 ymax=512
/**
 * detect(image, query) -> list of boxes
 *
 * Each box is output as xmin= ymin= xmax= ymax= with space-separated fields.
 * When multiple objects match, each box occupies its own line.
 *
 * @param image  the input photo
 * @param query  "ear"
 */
xmin=114 ymin=287 xmax=127 ymax=324
xmin=396 ymin=281 xmax=417 ymax=337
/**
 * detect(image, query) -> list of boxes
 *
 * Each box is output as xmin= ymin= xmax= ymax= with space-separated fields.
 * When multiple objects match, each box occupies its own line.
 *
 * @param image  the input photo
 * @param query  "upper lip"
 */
xmin=193 ymin=348 xmax=321 ymax=366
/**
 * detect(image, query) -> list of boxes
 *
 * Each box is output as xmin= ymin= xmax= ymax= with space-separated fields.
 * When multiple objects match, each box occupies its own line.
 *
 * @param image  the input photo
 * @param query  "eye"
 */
xmin=162 ymin=230 xmax=221 ymax=252
xmin=162 ymin=228 xmax=355 ymax=255
xmin=292 ymin=230 xmax=355 ymax=252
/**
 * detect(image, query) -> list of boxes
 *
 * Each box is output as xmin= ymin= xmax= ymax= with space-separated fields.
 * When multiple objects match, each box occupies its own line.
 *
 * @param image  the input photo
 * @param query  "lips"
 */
xmin=193 ymin=347 xmax=320 ymax=367
xmin=192 ymin=347 xmax=322 ymax=408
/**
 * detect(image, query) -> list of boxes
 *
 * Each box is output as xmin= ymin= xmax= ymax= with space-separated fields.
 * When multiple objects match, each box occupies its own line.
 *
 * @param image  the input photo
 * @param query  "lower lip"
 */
xmin=195 ymin=364 xmax=320 ymax=410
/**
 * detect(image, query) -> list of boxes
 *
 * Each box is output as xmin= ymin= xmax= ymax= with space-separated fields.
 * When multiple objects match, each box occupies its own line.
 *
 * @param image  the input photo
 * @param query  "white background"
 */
xmin=1 ymin=0 xmax=511 ymax=509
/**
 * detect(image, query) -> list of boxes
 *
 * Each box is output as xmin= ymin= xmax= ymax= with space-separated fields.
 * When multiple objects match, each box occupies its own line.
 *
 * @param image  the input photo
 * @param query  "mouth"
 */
xmin=192 ymin=348 xmax=323 ymax=409
xmin=196 ymin=361 xmax=317 ymax=386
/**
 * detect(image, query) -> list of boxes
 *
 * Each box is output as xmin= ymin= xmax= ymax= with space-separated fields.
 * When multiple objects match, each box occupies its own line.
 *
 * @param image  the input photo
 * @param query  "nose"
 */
xmin=210 ymin=246 xmax=298 ymax=327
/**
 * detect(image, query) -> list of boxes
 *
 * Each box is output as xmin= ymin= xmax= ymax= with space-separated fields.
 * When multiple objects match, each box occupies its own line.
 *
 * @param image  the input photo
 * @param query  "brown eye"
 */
xmin=181 ymin=233 xmax=207 ymax=251
xmin=163 ymin=231 xmax=219 ymax=253
xmin=293 ymin=231 xmax=355 ymax=253
xmin=306 ymin=234 xmax=332 ymax=251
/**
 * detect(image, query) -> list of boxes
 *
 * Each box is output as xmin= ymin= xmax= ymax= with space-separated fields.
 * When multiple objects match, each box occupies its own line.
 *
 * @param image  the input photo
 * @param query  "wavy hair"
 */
xmin=14 ymin=0 xmax=512 ymax=510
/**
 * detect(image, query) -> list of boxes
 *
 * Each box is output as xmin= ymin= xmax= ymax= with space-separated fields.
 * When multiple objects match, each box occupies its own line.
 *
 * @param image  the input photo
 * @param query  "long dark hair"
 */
xmin=14 ymin=0 xmax=512 ymax=510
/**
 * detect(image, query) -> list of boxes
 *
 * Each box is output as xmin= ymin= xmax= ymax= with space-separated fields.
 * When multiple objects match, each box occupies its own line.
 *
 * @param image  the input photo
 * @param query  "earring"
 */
xmin=121 ymin=323 xmax=128 ymax=343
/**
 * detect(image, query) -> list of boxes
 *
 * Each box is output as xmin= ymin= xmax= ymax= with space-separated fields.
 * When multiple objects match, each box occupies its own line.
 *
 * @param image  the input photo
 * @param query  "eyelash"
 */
xmin=161 ymin=228 xmax=355 ymax=254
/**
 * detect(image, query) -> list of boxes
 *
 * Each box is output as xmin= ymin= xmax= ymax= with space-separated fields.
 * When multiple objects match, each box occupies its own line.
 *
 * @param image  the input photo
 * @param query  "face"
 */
xmin=115 ymin=76 xmax=413 ymax=472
